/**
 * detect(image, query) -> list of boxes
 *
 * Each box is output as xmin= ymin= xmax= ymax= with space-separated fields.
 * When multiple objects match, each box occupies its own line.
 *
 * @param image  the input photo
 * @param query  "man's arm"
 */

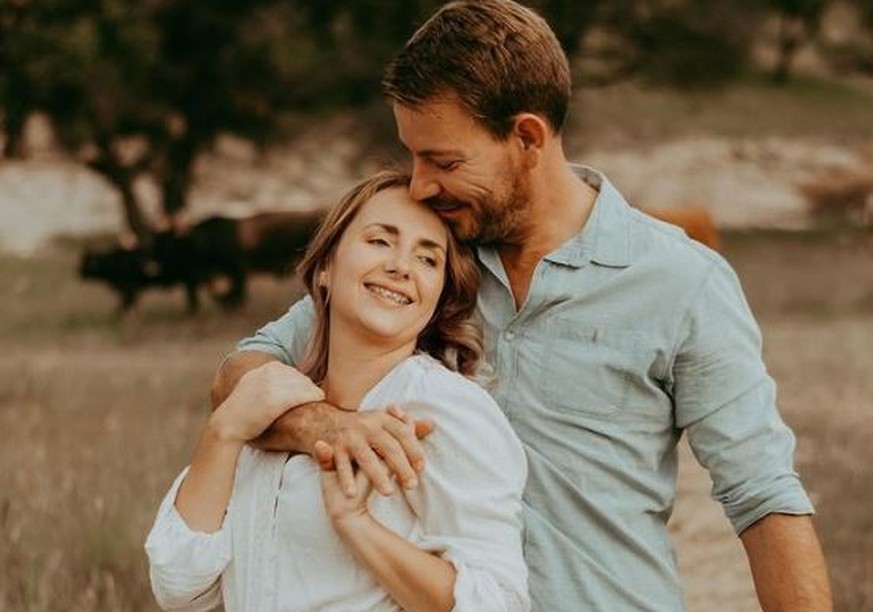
xmin=740 ymin=513 xmax=832 ymax=611
xmin=210 ymin=350 xmax=431 ymax=494
xmin=210 ymin=350 xmax=279 ymax=409
xmin=673 ymin=261 xmax=831 ymax=609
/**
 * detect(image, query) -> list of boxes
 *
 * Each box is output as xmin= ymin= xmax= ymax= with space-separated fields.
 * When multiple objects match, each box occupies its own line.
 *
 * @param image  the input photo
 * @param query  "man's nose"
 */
xmin=409 ymin=161 xmax=440 ymax=203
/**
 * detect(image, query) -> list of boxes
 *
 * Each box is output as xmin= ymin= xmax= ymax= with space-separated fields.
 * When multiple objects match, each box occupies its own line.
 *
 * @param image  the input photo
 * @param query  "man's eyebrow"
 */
xmin=418 ymin=148 xmax=465 ymax=158
xmin=365 ymin=223 xmax=446 ymax=252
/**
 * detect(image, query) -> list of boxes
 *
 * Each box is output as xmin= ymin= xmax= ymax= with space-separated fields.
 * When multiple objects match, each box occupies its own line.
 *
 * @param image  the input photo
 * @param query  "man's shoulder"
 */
xmin=621 ymin=206 xmax=732 ymax=290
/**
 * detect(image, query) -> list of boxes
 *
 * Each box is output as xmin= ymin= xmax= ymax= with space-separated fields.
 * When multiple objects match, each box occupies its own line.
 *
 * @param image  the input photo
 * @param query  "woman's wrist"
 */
xmin=206 ymin=408 xmax=249 ymax=445
xmin=331 ymin=509 xmax=375 ymax=537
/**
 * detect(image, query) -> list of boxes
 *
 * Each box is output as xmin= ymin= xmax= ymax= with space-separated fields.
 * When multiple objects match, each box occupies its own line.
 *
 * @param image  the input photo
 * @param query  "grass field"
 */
xmin=1 ymin=227 xmax=871 ymax=611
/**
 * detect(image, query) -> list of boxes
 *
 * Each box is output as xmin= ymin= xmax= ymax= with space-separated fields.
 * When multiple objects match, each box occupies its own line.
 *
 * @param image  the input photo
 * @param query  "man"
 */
xmin=212 ymin=1 xmax=832 ymax=609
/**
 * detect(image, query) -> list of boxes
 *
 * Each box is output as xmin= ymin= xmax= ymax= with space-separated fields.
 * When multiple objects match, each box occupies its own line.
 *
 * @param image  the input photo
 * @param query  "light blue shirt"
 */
xmin=237 ymin=167 xmax=813 ymax=611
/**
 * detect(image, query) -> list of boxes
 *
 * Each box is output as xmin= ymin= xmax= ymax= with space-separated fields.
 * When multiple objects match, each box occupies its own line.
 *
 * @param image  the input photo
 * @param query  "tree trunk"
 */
xmin=118 ymin=180 xmax=152 ymax=243
xmin=160 ymin=136 xmax=197 ymax=219
xmin=773 ymin=15 xmax=801 ymax=84
xmin=87 ymin=144 xmax=152 ymax=243
xmin=1 ymin=77 xmax=29 ymax=158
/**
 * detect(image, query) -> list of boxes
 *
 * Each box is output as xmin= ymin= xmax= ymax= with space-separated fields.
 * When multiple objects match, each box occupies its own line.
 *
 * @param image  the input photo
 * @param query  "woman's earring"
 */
xmin=318 ymin=271 xmax=331 ymax=303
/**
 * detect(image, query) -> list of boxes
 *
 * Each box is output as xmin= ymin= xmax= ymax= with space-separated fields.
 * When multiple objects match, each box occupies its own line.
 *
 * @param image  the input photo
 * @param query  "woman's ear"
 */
xmin=317 ymin=270 xmax=329 ymax=288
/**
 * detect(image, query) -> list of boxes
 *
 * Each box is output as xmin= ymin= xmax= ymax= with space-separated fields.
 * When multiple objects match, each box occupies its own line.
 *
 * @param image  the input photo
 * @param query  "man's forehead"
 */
xmin=393 ymin=100 xmax=480 ymax=154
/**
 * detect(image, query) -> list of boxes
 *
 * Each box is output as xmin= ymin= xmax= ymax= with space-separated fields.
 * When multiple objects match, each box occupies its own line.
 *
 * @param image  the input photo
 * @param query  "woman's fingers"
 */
xmin=334 ymin=447 xmax=358 ymax=498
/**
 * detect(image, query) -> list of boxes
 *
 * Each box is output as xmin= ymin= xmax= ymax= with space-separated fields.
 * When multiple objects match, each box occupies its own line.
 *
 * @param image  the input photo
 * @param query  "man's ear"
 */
xmin=513 ymin=113 xmax=548 ymax=164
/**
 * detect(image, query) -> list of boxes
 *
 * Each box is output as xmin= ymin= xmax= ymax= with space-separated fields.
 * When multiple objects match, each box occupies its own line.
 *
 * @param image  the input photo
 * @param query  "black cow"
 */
xmin=79 ymin=244 xmax=164 ymax=312
xmin=152 ymin=210 xmax=323 ymax=308
xmin=80 ymin=210 xmax=323 ymax=313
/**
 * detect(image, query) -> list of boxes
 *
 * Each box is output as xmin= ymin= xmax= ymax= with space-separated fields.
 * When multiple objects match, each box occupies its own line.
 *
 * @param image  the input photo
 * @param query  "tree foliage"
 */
xmin=770 ymin=0 xmax=833 ymax=83
xmin=4 ymin=0 xmax=863 ymax=234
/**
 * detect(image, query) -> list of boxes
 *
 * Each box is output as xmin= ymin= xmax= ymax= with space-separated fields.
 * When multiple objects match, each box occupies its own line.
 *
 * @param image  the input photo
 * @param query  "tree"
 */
xmin=530 ymin=0 xmax=605 ymax=59
xmin=2 ymin=0 xmax=447 ymax=238
xmin=593 ymin=0 xmax=763 ymax=89
xmin=770 ymin=0 xmax=832 ymax=83
xmin=1 ymin=0 xmax=324 ymax=239
xmin=0 ymin=0 xmax=48 ymax=158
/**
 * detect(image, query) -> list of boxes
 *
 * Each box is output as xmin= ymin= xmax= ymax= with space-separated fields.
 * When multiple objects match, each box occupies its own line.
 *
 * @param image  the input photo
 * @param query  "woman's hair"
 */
xmin=296 ymin=169 xmax=483 ymax=382
xmin=382 ymin=0 xmax=571 ymax=139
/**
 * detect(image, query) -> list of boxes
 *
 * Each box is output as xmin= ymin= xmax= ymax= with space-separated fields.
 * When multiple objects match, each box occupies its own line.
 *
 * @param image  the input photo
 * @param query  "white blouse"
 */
xmin=145 ymin=354 xmax=529 ymax=611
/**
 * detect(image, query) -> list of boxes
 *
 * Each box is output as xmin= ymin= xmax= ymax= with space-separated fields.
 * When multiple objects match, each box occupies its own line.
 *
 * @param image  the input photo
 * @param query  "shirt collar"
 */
xmin=476 ymin=165 xmax=634 ymax=271
xmin=546 ymin=165 xmax=633 ymax=268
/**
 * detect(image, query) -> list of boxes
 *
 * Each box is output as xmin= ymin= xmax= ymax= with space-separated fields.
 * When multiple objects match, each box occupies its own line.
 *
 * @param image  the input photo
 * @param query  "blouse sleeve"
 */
xmin=401 ymin=367 xmax=530 ymax=612
xmin=144 ymin=468 xmax=231 ymax=612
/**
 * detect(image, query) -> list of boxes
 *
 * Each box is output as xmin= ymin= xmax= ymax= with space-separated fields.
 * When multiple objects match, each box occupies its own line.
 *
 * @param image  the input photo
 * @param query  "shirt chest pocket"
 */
xmin=540 ymin=319 xmax=651 ymax=418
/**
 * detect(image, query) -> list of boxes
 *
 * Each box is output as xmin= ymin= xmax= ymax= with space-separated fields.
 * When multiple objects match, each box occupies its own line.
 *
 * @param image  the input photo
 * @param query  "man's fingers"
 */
xmin=381 ymin=418 xmax=424 ymax=486
xmin=386 ymin=404 xmax=408 ymax=421
xmin=334 ymin=449 xmax=357 ymax=498
xmin=387 ymin=404 xmax=433 ymax=439
xmin=313 ymin=440 xmax=335 ymax=471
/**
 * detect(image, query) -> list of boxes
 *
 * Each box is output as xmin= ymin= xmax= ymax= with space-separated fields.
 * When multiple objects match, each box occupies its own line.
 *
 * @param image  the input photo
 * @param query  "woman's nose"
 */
xmin=384 ymin=251 xmax=412 ymax=278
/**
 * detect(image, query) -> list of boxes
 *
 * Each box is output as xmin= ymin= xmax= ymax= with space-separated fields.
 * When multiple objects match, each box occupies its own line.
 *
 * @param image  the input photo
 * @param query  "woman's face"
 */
xmin=325 ymin=186 xmax=449 ymax=352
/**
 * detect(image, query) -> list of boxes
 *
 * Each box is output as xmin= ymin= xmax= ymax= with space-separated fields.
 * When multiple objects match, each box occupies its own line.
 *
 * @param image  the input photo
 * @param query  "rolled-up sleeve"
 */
xmin=673 ymin=260 xmax=814 ymax=534
xmin=235 ymin=296 xmax=315 ymax=365
xmin=145 ymin=469 xmax=231 ymax=611
xmin=401 ymin=371 xmax=530 ymax=611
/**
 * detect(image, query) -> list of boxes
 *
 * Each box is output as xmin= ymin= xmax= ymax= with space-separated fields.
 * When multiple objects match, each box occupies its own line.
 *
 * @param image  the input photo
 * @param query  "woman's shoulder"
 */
xmin=395 ymin=354 xmax=514 ymax=431
xmin=403 ymin=353 xmax=492 ymax=399
xmin=399 ymin=355 xmax=526 ymax=482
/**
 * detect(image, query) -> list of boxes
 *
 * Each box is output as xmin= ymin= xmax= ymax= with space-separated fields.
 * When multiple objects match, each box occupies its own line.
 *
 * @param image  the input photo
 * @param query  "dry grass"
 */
xmin=0 ymin=250 xmax=306 ymax=612
xmin=1 ymin=229 xmax=871 ymax=611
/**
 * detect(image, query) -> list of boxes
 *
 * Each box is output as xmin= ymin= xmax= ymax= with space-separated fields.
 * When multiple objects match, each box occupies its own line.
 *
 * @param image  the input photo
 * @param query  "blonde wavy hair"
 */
xmin=296 ymin=170 xmax=483 ymax=383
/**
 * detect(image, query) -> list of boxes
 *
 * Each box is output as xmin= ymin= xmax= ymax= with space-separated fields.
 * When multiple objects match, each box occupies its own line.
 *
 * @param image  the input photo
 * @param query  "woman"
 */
xmin=145 ymin=171 xmax=529 ymax=611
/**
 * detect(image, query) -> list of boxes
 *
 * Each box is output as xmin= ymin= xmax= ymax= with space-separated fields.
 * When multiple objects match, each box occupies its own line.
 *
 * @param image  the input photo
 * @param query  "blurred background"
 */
xmin=1 ymin=0 xmax=871 ymax=610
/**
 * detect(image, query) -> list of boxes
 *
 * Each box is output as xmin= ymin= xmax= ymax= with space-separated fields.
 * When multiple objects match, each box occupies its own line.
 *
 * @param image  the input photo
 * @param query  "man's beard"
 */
xmin=474 ymin=186 xmax=529 ymax=246
xmin=429 ymin=175 xmax=530 ymax=245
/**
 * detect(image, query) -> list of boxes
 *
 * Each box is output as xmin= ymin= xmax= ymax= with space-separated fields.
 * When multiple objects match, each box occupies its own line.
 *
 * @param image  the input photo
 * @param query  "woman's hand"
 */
xmin=316 ymin=440 xmax=377 ymax=528
xmin=210 ymin=361 xmax=325 ymax=443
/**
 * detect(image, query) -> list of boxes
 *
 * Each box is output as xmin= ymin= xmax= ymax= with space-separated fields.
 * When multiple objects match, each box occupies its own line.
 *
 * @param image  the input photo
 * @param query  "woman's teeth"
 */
xmin=366 ymin=284 xmax=411 ymax=305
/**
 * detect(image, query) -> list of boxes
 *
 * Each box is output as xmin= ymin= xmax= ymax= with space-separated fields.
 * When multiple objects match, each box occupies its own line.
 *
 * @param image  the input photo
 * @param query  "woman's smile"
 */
xmin=364 ymin=282 xmax=413 ymax=306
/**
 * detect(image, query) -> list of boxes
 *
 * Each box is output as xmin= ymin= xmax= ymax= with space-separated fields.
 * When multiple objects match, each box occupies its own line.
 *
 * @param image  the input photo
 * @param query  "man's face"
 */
xmin=392 ymin=97 xmax=531 ymax=245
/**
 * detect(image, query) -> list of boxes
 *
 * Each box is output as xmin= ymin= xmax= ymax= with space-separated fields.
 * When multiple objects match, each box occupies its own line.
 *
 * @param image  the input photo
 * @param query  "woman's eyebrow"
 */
xmin=364 ymin=223 xmax=445 ymax=252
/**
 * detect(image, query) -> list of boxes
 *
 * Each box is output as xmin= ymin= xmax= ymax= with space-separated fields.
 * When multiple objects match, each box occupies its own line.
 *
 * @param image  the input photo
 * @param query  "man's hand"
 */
xmin=257 ymin=403 xmax=433 ymax=496
xmin=210 ymin=361 xmax=325 ymax=443
xmin=213 ymin=352 xmax=434 ymax=495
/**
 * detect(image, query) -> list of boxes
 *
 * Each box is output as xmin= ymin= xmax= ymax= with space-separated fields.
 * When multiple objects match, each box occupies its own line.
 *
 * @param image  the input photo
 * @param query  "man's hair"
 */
xmin=296 ymin=170 xmax=483 ymax=383
xmin=383 ymin=0 xmax=572 ymax=139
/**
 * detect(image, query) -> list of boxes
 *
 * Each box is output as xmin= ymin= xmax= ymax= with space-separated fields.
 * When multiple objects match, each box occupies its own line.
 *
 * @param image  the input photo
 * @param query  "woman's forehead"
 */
xmin=353 ymin=188 xmax=448 ymax=246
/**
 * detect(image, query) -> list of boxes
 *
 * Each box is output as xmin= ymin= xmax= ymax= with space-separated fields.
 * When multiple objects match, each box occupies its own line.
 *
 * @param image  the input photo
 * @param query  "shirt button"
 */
xmin=504 ymin=330 xmax=516 ymax=341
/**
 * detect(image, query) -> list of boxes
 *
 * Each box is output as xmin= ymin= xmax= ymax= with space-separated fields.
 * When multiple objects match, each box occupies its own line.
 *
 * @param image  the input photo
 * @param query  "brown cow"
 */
xmin=640 ymin=206 xmax=721 ymax=251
